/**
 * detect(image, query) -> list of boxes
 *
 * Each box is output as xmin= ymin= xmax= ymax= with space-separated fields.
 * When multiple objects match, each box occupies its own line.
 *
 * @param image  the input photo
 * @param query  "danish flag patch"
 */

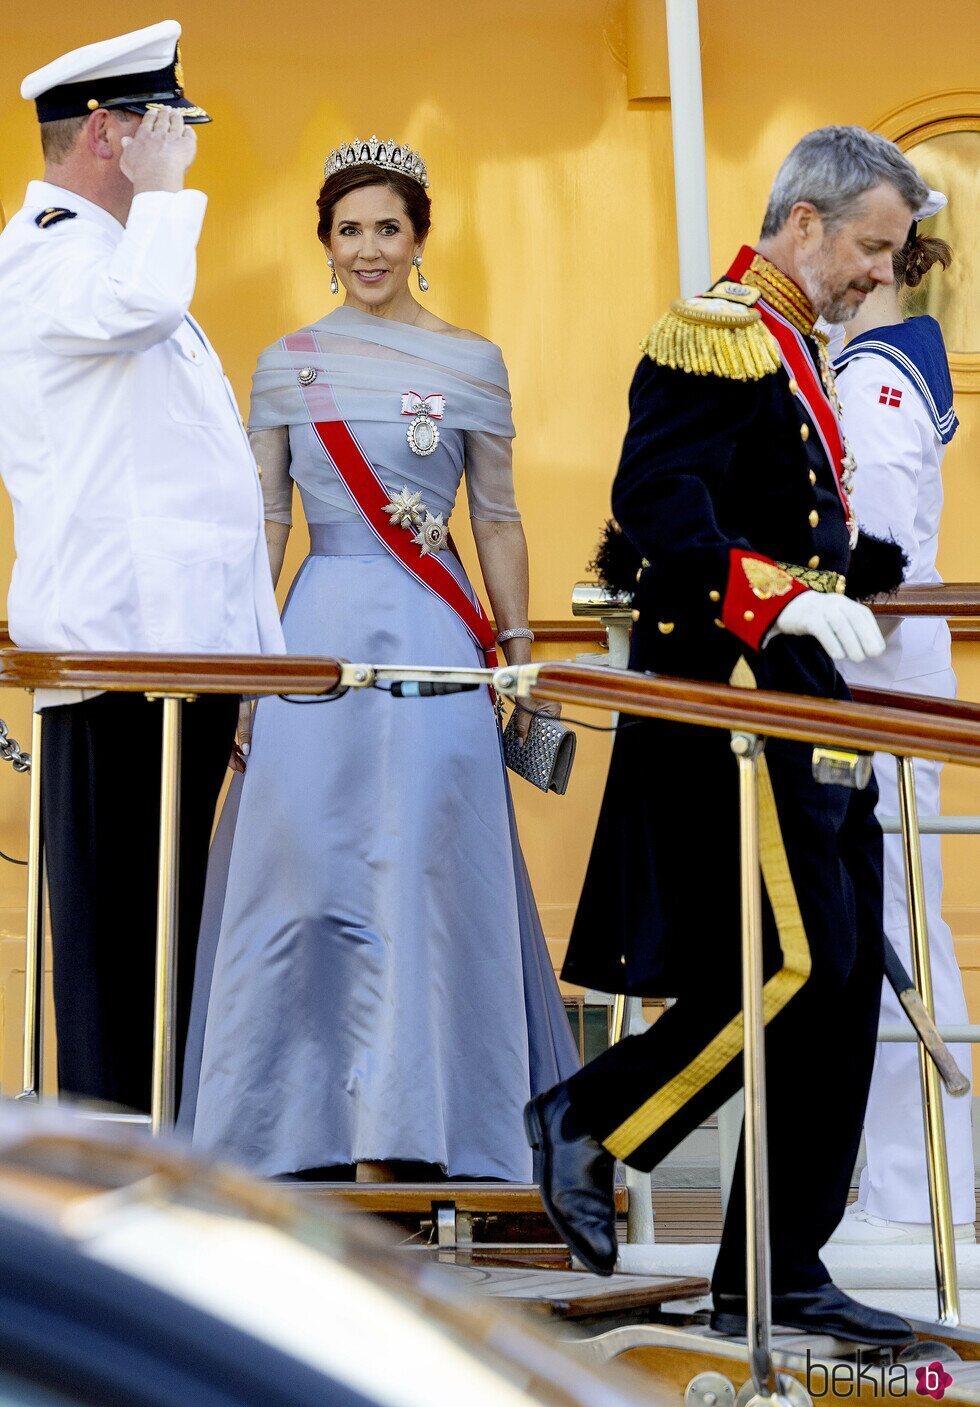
xmin=879 ymin=385 xmax=903 ymax=408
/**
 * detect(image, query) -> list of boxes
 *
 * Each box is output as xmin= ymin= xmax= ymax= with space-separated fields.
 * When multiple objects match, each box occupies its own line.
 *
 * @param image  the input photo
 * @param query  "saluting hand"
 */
xmin=120 ymin=107 xmax=197 ymax=195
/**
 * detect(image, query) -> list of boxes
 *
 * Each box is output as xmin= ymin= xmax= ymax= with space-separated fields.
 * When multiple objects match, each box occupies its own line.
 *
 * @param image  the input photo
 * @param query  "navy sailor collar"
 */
xmin=835 ymin=315 xmax=958 ymax=445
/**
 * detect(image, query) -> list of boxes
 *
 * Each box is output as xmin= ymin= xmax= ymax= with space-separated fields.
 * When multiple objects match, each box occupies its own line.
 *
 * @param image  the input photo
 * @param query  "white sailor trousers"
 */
xmin=859 ymin=666 xmax=976 ymax=1224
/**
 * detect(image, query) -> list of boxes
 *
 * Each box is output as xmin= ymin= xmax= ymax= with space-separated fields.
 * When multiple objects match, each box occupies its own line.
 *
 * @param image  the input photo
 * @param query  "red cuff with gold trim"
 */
xmin=722 ymin=549 xmax=808 ymax=650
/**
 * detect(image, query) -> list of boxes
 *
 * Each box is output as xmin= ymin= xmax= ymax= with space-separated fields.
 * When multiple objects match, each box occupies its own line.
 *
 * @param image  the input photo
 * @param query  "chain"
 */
xmin=0 ymin=718 xmax=31 ymax=773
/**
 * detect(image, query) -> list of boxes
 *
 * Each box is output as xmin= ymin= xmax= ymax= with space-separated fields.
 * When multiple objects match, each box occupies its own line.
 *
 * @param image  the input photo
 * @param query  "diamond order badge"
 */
xmin=413 ymin=512 xmax=448 ymax=556
xmin=401 ymin=391 xmax=445 ymax=458
xmin=383 ymin=487 xmax=424 ymax=530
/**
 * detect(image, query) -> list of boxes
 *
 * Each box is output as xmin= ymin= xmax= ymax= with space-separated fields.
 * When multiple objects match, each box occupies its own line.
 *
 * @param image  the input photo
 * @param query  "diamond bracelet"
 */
xmin=495 ymin=626 xmax=535 ymax=645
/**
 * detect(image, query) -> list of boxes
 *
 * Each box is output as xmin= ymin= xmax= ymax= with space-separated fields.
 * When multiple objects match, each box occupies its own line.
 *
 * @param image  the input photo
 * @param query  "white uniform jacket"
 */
xmin=836 ymin=316 xmax=956 ymax=689
xmin=0 ymin=180 xmax=285 ymax=659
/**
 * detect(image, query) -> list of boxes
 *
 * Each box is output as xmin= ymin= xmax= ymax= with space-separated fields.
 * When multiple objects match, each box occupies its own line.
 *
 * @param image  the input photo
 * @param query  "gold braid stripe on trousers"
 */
xmin=604 ymin=659 xmax=812 ymax=1161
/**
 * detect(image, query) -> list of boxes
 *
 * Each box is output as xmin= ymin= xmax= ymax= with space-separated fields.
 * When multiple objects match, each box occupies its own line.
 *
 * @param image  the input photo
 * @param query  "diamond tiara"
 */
xmin=324 ymin=136 xmax=429 ymax=188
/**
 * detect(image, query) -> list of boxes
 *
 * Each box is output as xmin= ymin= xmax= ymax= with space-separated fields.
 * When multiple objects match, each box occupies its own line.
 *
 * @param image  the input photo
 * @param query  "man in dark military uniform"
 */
xmin=526 ymin=127 xmax=931 ymax=1346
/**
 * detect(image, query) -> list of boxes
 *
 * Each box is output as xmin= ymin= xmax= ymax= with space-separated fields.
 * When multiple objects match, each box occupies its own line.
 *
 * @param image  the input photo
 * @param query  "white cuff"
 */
xmin=128 ymin=188 xmax=207 ymax=239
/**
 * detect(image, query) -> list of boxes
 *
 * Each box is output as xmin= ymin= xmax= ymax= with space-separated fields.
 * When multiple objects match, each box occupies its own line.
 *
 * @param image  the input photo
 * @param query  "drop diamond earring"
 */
xmin=413 ymin=254 xmax=429 ymax=293
xmin=328 ymin=257 xmax=339 ymax=296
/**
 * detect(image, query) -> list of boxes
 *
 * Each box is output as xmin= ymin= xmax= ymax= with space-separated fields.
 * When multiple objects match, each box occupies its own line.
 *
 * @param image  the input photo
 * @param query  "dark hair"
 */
xmin=893 ymin=232 xmax=953 ymax=289
xmin=316 ymin=164 xmax=432 ymax=247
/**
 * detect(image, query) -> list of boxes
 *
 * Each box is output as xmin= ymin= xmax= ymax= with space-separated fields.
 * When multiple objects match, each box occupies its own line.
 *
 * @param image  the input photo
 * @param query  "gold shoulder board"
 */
xmin=642 ymin=288 xmax=780 ymax=382
xmin=709 ymin=280 xmax=761 ymax=307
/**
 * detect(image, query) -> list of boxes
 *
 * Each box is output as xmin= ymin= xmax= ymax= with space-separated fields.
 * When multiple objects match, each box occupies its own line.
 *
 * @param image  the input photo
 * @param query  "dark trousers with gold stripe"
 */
xmin=564 ymin=729 xmax=885 ymax=1297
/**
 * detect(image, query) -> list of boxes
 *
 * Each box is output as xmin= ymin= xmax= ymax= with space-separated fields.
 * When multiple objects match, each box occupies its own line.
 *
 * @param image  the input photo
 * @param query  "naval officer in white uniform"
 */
xmin=0 ymin=21 xmax=285 ymax=1113
xmin=834 ymin=191 xmax=975 ymax=1243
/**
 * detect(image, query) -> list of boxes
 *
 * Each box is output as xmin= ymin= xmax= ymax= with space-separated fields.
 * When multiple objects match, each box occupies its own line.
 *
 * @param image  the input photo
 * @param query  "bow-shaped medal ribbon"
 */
xmin=401 ymin=391 xmax=446 ymax=457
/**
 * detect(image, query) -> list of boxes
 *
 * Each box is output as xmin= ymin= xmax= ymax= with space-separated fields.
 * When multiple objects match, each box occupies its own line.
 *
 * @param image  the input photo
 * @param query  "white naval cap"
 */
xmin=915 ymin=189 xmax=947 ymax=221
xmin=21 ymin=20 xmax=210 ymax=124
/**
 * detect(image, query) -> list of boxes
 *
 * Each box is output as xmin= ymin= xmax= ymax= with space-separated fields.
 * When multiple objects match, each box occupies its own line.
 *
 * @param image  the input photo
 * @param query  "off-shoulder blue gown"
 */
xmin=178 ymin=310 xmax=578 ymax=1179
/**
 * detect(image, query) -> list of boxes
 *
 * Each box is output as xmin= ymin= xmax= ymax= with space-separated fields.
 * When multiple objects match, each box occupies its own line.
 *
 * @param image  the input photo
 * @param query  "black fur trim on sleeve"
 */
xmin=588 ymin=519 xmax=642 ymax=594
xmin=846 ymin=531 xmax=909 ymax=603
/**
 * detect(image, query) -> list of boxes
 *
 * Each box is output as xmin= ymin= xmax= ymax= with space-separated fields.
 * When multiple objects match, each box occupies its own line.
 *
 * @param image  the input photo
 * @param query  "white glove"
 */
xmin=770 ymin=591 xmax=885 ymax=663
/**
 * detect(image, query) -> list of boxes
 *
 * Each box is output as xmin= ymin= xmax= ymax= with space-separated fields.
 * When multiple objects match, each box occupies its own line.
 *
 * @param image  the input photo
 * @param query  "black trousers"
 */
xmin=41 ymin=692 xmax=238 ymax=1113
xmin=565 ymin=725 xmax=885 ymax=1299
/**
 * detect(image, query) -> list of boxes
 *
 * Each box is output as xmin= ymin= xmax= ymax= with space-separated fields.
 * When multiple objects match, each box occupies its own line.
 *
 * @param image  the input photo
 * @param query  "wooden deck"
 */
xmin=288 ymin=1180 xmax=728 ymax=1243
xmin=284 ymin=1177 xmax=980 ymax=1397
xmin=286 ymin=1180 xmax=630 ymax=1246
xmin=651 ymin=1189 xmax=723 ymax=1243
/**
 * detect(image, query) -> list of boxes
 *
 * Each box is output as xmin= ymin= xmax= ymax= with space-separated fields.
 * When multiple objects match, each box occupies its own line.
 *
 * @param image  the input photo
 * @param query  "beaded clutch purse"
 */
xmin=502 ymin=709 xmax=576 ymax=795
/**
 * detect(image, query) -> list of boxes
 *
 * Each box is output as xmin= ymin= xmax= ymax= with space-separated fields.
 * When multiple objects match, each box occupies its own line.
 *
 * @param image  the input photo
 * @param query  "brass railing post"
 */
xmin=609 ymin=993 xmax=656 ymax=1243
xmin=732 ymin=729 xmax=779 ymax=1401
xmin=150 ymin=696 xmax=184 ymax=1135
xmin=17 ymin=707 xmax=45 ymax=1101
xmin=610 ymin=992 xmax=629 ymax=1045
xmin=896 ymin=754 xmax=960 ymax=1325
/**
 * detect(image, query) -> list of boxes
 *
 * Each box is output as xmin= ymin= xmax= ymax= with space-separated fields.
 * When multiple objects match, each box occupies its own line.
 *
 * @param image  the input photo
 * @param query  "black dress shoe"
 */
xmin=711 ymin=1283 xmax=915 ymax=1348
xmin=524 ymin=1085 xmax=618 ymax=1276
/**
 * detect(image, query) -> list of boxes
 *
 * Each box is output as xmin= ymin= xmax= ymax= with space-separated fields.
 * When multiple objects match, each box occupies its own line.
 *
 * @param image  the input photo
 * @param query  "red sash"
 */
xmin=724 ymin=250 xmax=850 ymax=522
xmin=284 ymin=330 xmax=498 ymax=668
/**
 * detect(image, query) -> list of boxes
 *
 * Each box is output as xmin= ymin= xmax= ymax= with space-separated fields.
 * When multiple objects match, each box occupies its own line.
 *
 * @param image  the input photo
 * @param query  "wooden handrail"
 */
xmin=0 ymin=648 xmax=978 ymax=762
xmin=1 ymin=588 xmax=979 ymax=655
xmin=536 ymin=585 xmax=980 ymax=644
xmin=0 ymin=651 xmax=343 ymax=696
xmin=570 ymin=584 xmax=980 ymax=620
xmin=873 ymin=585 xmax=980 ymax=617
xmin=526 ymin=663 xmax=980 ymax=769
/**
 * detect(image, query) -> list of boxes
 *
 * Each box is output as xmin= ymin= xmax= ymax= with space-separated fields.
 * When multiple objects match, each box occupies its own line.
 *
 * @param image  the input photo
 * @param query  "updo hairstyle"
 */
xmin=893 ymin=232 xmax=953 ymax=289
xmin=316 ymin=164 xmax=432 ymax=248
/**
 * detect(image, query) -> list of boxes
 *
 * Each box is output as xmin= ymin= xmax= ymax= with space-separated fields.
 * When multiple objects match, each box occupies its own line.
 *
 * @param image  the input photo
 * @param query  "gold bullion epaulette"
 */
xmin=642 ymin=280 xmax=781 ymax=382
xmin=34 ymin=207 xmax=77 ymax=229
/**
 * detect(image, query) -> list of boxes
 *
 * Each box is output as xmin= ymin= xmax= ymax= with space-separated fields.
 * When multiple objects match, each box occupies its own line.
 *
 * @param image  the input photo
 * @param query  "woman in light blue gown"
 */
xmin=179 ymin=141 xmax=579 ymax=1181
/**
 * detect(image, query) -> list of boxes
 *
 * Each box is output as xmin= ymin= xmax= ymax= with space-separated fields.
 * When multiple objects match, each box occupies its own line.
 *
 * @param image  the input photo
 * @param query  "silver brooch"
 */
xmin=298 ymin=366 xmax=317 ymax=386
xmin=400 ymin=391 xmax=445 ymax=457
xmin=382 ymin=487 xmax=447 ymax=555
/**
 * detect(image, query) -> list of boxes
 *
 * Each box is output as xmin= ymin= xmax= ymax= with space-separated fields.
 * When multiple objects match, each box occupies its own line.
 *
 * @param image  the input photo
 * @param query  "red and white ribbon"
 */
xmin=400 ymin=392 xmax=446 ymax=420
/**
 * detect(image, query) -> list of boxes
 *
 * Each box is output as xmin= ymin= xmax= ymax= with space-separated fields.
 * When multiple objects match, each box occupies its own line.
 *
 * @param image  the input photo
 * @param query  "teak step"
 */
xmin=418 ymin=1248 xmax=709 ymax=1320
xmin=285 ymin=1180 xmax=629 ymax=1246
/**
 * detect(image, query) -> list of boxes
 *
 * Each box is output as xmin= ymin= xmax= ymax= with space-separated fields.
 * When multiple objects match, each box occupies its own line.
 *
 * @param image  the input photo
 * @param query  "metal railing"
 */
xmin=3 ymin=652 xmax=344 ymax=1133
xmin=510 ymin=660 xmax=980 ymax=1347
xmin=564 ymin=581 xmax=980 ymax=1377
xmin=3 ymin=645 xmax=980 ymax=1397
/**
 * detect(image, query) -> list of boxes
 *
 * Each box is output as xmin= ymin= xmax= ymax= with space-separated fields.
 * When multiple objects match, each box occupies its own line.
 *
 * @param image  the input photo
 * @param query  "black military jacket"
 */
xmin=622 ymin=347 xmax=851 ymax=684
xmin=562 ymin=256 xmax=900 ymax=998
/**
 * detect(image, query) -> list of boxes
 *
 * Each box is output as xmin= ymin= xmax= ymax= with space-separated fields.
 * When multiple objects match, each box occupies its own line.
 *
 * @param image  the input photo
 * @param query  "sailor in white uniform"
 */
xmin=834 ymin=190 xmax=975 ymax=1242
xmin=0 ymin=22 xmax=284 ymax=1113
